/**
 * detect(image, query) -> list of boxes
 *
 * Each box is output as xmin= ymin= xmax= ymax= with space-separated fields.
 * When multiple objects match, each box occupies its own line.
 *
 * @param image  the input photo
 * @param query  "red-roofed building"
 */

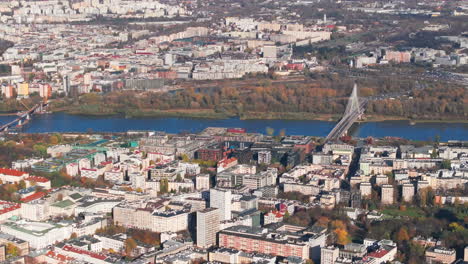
xmin=0 ymin=200 xmax=21 ymax=221
xmin=365 ymin=246 xmax=397 ymax=264
xmin=55 ymin=245 xmax=109 ymax=264
xmin=0 ymin=168 xmax=29 ymax=184
xmin=264 ymin=210 xmax=285 ymax=225
xmin=45 ymin=250 xmax=75 ymax=263
xmin=217 ymin=157 xmax=238 ymax=173
xmin=20 ymin=192 xmax=47 ymax=203
xmin=25 ymin=176 xmax=51 ymax=190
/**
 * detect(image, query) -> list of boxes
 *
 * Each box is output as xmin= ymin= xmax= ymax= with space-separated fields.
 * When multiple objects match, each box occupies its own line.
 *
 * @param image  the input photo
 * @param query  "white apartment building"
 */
xmin=210 ymin=189 xmax=232 ymax=221
xmin=196 ymin=208 xmax=220 ymax=248
xmin=381 ymin=185 xmax=394 ymax=205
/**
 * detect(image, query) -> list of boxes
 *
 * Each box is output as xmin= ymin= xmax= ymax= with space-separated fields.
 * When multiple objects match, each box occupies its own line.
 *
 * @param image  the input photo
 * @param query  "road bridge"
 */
xmin=0 ymin=102 xmax=48 ymax=132
xmin=325 ymin=84 xmax=366 ymax=143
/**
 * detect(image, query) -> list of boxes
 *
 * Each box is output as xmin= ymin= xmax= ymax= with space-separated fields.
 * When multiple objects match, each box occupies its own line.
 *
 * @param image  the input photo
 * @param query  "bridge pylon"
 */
xmin=344 ymin=83 xmax=360 ymax=117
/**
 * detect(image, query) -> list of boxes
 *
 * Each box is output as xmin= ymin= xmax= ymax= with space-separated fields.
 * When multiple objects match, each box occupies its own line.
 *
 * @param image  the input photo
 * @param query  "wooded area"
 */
xmin=43 ymin=74 xmax=467 ymax=121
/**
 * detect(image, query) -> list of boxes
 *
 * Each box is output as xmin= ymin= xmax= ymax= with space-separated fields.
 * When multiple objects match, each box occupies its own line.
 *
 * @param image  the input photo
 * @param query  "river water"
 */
xmin=0 ymin=113 xmax=466 ymax=141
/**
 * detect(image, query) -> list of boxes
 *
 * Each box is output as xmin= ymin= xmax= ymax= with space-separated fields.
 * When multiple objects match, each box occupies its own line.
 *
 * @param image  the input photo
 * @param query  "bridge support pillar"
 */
xmin=26 ymin=114 xmax=30 ymax=120
xmin=18 ymin=119 xmax=22 ymax=126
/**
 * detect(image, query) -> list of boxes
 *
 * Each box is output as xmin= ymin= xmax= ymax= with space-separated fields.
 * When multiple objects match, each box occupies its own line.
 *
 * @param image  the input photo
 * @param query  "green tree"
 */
xmin=441 ymin=160 xmax=451 ymax=169
xmin=176 ymin=173 xmax=183 ymax=182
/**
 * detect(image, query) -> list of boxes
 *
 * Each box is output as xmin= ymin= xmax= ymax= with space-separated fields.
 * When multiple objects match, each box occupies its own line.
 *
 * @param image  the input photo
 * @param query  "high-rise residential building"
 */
xmin=196 ymin=174 xmax=210 ymax=190
xmin=257 ymin=150 xmax=272 ymax=164
xmin=402 ymin=183 xmax=415 ymax=202
xmin=196 ymin=208 xmax=220 ymax=248
xmin=321 ymin=246 xmax=339 ymax=264
xmin=375 ymin=175 xmax=388 ymax=186
xmin=39 ymin=84 xmax=52 ymax=98
xmin=2 ymin=85 xmax=14 ymax=99
xmin=62 ymin=75 xmax=70 ymax=95
xmin=17 ymin=82 xmax=29 ymax=97
xmin=360 ymin=182 xmax=372 ymax=198
xmin=381 ymin=185 xmax=394 ymax=205
xmin=210 ymin=188 xmax=232 ymax=221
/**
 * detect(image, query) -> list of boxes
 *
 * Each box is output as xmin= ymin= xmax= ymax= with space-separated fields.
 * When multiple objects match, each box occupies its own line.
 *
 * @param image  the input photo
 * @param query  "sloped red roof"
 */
xmin=0 ymin=168 xmax=27 ymax=177
xmin=368 ymin=249 xmax=389 ymax=258
xmin=62 ymin=245 xmax=107 ymax=260
xmin=25 ymin=176 xmax=50 ymax=183
xmin=20 ymin=192 xmax=46 ymax=203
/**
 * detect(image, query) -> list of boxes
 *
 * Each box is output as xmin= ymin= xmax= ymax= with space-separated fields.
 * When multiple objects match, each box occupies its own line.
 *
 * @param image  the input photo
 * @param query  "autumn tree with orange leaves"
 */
xmin=331 ymin=220 xmax=351 ymax=246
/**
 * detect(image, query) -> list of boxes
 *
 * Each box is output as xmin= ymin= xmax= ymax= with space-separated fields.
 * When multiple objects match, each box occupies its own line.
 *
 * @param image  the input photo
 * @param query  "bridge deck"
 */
xmin=325 ymin=100 xmax=366 ymax=143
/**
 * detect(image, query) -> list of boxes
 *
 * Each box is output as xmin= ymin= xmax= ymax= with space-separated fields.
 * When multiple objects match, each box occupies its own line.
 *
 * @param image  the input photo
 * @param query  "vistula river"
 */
xmin=0 ymin=113 xmax=466 ymax=141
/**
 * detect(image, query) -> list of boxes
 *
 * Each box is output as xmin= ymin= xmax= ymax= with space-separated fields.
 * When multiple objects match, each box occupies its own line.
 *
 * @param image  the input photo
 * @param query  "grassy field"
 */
xmin=382 ymin=207 xmax=426 ymax=218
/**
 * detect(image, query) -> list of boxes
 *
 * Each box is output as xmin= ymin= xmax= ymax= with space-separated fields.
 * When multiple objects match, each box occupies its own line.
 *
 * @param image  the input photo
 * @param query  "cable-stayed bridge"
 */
xmin=325 ymin=83 xmax=366 ymax=143
xmin=0 ymin=102 xmax=48 ymax=132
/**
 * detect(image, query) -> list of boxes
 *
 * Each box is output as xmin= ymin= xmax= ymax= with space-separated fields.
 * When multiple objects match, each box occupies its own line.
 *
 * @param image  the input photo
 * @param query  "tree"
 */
xmin=448 ymin=222 xmax=464 ymax=232
xmin=441 ymin=160 xmax=451 ymax=170
xmin=49 ymin=135 xmax=59 ymax=145
xmin=331 ymin=220 xmax=350 ymax=245
xmin=160 ymin=179 xmax=169 ymax=194
xmin=334 ymin=228 xmax=351 ymax=246
xmin=176 ymin=173 xmax=183 ymax=182
xmin=6 ymin=243 xmax=19 ymax=257
xmin=70 ymin=232 xmax=78 ymax=239
xmin=124 ymin=237 xmax=137 ymax=256
xmin=396 ymin=227 xmax=410 ymax=242
xmin=33 ymin=144 xmax=47 ymax=157
xmin=18 ymin=180 xmax=26 ymax=189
